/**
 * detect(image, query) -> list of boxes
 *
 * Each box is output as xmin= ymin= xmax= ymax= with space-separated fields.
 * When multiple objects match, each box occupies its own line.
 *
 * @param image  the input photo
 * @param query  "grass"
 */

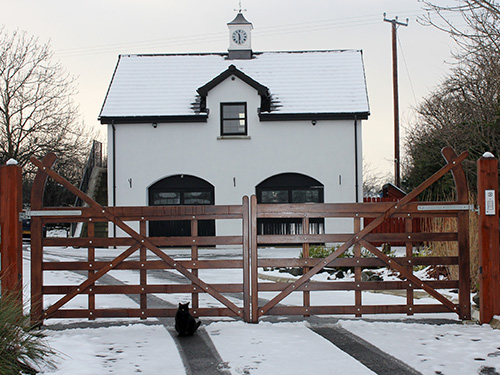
xmin=0 ymin=291 xmax=55 ymax=374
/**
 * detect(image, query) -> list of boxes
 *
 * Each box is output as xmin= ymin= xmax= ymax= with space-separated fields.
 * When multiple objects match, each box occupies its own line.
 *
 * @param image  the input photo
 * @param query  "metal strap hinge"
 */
xmin=417 ymin=204 xmax=476 ymax=212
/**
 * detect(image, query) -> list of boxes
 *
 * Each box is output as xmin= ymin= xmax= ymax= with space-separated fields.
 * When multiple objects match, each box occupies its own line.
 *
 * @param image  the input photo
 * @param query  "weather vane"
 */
xmin=235 ymin=1 xmax=246 ymax=13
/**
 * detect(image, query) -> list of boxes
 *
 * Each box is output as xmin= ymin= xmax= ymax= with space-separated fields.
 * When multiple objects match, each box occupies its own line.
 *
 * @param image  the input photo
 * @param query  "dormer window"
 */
xmin=221 ymin=103 xmax=247 ymax=135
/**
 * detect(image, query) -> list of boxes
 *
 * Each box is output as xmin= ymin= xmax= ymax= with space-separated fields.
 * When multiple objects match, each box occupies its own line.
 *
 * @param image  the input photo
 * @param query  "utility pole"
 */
xmin=384 ymin=13 xmax=408 ymax=188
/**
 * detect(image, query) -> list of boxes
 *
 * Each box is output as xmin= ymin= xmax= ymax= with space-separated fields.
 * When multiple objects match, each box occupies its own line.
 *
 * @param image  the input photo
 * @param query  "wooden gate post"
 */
xmin=477 ymin=152 xmax=500 ymax=324
xmin=0 ymin=159 xmax=23 ymax=301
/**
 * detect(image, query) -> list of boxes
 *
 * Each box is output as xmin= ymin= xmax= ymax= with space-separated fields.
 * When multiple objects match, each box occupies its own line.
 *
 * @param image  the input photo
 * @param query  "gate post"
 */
xmin=0 ymin=159 xmax=23 ymax=301
xmin=477 ymin=152 xmax=500 ymax=324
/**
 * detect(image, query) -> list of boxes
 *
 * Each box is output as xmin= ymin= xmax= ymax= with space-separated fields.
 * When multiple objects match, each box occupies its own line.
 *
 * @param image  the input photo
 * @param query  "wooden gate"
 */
xmin=30 ymin=153 xmax=250 ymax=324
xmin=250 ymin=147 xmax=470 ymax=322
xmin=30 ymin=147 xmax=470 ymax=325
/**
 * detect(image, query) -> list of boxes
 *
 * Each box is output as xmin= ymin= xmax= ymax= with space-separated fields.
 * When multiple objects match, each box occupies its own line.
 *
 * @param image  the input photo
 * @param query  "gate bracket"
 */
xmin=417 ymin=204 xmax=476 ymax=212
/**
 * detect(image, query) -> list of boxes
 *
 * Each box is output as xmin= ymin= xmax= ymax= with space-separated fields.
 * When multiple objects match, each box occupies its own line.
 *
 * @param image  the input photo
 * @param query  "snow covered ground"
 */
xmin=21 ymin=241 xmax=500 ymax=375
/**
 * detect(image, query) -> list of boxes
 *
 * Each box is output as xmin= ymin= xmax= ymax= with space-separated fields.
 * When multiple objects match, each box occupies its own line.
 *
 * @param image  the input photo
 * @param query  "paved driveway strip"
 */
xmin=309 ymin=321 xmax=422 ymax=375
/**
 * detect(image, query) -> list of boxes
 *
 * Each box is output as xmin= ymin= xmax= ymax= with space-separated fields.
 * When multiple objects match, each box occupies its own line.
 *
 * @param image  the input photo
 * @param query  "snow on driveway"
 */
xmin=40 ymin=323 xmax=185 ymax=375
xmin=339 ymin=319 xmax=500 ymax=375
xmin=23 ymin=245 xmax=500 ymax=374
xmin=205 ymin=320 xmax=375 ymax=374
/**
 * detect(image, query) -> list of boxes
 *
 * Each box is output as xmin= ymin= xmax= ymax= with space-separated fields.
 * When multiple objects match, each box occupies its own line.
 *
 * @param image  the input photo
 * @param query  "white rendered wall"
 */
xmin=107 ymin=76 xmax=363 ymax=237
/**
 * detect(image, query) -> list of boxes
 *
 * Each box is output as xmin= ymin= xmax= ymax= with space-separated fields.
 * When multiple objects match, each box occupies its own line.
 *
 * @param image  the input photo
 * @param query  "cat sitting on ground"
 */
xmin=175 ymin=302 xmax=201 ymax=336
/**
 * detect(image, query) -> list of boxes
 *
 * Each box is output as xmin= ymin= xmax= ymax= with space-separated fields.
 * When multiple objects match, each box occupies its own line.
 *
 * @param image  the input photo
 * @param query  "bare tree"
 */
xmin=403 ymin=46 xmax=500 ymax=197
xmin=401 ymin=1 xmax=500 ymax=199
xmin=419 ymin=0 xmax=500 ymax=58
xmin=363 ymin=162 xmax=393 ymax=197
xmin=0 ymin=27 xmax=93 ymax=204
xmin=0 ymin=28 xmax=91 ymax=171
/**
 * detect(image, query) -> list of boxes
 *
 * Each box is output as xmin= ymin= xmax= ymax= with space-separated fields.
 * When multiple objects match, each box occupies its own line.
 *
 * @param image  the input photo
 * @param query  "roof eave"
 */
xmin=259 ymin=112 xmax=370 ymax=122
xmin=99 ymin=115 xmax=208 ymax=125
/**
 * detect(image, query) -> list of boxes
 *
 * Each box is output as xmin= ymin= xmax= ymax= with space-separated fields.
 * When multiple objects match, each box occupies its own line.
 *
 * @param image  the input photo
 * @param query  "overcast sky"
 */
xmin=3 ymin=0 xmax=459 ymax=179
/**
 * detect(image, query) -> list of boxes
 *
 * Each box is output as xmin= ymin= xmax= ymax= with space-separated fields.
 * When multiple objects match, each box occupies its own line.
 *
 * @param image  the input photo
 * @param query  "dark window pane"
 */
xmin=152 ymin=191 xmax=180 ymax=205
xmin=222 ymin=119 xmax=246 ymax=134
xmin=261 ymin=190 xmax=289 ymax=203
xmin=184 ymin=191 xmax=211 ymax=205
xmin=150 ymin=220 xmax=190 ymax=237
xmin=149 ymin=219 xmax=215 ymax=237
xmin=292 ymin=189 xmax=320 ymax=203
xmin=223 ymin=104 xmax=245 ymax=118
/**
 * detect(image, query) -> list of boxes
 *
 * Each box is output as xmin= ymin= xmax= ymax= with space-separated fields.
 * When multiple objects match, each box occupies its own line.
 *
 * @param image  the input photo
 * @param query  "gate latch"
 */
xmin=19 ymin=209 xmax=82 ymax=221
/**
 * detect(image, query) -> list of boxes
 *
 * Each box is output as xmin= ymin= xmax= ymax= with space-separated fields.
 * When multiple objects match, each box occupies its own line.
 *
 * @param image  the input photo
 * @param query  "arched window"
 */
xmin=256 ymin=173 xmax=324 ymax=235
xmin=148 ymin=175 xmax=215 ymax=237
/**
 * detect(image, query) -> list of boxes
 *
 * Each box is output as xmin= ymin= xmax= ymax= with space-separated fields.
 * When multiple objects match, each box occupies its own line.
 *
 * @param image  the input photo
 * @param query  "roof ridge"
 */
xmin=119 ymin=49 xmax=361 ymax=58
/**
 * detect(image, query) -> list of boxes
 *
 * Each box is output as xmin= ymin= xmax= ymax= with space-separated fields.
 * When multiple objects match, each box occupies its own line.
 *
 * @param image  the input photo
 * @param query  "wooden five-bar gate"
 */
xmin=30 ymin=147 xmax=471 ymax=325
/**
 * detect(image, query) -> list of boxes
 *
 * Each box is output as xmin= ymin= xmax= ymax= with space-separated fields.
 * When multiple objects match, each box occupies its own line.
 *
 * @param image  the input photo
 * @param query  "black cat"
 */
xmin=175 ymin=302 xmax=201 ymax=336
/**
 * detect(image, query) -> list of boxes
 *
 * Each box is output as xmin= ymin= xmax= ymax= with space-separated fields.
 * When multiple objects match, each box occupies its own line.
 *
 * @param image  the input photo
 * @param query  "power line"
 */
xmin=398 ymin=35 xmax=418 ymax=108
xmin=55 ymin=10 xmax=425 ymax=58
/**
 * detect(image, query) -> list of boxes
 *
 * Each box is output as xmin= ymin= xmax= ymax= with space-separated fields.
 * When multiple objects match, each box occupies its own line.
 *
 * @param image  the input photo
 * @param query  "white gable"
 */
xmin=99 ymin=50 xmax=369 ymax=118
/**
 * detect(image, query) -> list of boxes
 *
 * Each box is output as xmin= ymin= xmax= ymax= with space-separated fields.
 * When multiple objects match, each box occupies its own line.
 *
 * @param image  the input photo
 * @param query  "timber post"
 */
xmin=477 ymin=152 xmax=500 ymax=324
xmin=0 ymin=159 xmax=23 ymax=302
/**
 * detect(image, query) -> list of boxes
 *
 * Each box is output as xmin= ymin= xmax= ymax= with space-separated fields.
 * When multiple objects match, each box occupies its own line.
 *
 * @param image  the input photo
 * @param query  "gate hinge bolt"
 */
xmin=19 ymin=209 xmax=30 ymax=221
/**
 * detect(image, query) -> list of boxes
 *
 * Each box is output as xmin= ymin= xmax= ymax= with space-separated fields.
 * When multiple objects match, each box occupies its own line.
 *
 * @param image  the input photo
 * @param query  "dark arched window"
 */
xmin=148 ymin=175 xmax=215 ymax=237
xmin=256 ymin=173 xmax=324 ymax=235
xmin=256 ymin=173 xmax=324 ymax=204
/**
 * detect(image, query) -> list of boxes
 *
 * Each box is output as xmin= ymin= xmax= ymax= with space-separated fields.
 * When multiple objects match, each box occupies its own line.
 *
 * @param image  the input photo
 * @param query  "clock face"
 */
xmin=232 ymin=29 xmax=247 ymax=45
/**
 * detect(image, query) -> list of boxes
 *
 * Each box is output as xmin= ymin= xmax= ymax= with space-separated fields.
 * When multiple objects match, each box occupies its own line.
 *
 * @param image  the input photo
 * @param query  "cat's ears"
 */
xmin=179 ymin=302 xmax=190 ymax=307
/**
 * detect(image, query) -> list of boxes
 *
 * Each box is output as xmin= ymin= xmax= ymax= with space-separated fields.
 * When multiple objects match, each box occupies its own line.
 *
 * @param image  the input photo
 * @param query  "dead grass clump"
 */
xmin=422 ymin=198 xmax=479 ymax=291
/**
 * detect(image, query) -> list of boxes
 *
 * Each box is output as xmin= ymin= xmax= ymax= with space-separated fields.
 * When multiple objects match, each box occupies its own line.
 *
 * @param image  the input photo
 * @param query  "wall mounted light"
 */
xmin=311 ymin=120 xmax=317 ymax=126
xmin=152 ymin=122 xmax=158 ymax=128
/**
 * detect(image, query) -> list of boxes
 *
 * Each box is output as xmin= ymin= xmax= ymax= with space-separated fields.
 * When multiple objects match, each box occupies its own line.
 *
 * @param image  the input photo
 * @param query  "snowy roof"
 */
xmin=228 ymin=12 xmax=252 ymax=25
xmin=99 ymin=50 xmax=370 ymax=122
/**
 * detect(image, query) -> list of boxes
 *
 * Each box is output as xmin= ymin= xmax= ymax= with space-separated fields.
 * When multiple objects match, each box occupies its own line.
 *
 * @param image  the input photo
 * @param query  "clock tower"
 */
xmin=227 ymin=11 xmax=253 ymax=59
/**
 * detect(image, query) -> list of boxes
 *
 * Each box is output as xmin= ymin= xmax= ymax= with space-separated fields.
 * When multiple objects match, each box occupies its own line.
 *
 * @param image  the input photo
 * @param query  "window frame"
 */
xmin=220 ymin=102 xmax=248 ymax=136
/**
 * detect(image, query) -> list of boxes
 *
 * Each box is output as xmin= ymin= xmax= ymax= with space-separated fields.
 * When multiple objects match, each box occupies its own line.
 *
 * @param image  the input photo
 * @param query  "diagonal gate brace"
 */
xmin=359 ymin=240 xmax=457 ymax=312
xmin=31 ymin=155 xmax=244 ymax=319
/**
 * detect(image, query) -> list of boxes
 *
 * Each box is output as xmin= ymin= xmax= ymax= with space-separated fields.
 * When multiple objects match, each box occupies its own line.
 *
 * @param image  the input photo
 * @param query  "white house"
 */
xmin=99 ymin=12 xmax=370 ymax=237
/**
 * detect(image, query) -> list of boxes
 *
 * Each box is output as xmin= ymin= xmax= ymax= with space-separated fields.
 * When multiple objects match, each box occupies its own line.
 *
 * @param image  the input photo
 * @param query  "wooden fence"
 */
xmin=363 ymin=196 xmax=427 ymax=246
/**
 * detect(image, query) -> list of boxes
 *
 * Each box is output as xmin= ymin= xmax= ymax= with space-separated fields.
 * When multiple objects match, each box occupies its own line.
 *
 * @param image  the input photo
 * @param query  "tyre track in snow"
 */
xmin=308 ymin=320 xmax=423 ymax=375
